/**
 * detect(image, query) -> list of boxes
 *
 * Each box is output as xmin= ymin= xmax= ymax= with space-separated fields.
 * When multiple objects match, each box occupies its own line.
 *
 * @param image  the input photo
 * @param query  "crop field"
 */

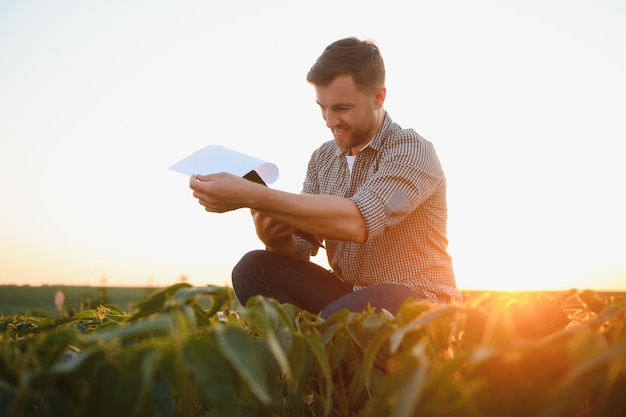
xmin=2 ymin=285 xmax=622 ymax=317
xmin=0 ymin=285 xmax=158 ymax=316
xmin=1 ymin=284 xmax=625 ymax=416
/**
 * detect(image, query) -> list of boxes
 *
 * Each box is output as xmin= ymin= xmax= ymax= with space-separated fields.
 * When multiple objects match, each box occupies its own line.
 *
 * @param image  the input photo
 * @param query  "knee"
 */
xmin=232 ymin=250 xmax=267 ymax=281
xmin=232 ymin=250 xmax=263 ymax=286
xmin=231 ymin=250 xmax=274 ymax=304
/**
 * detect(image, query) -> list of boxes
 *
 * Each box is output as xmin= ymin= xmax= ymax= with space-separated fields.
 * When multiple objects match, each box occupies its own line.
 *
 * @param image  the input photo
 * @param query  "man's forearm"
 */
xmin=250 ymin=188 xmax=367 ymax=243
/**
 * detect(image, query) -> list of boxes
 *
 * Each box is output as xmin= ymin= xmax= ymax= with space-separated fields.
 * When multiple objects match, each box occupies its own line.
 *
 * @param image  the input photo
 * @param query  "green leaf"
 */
xmin=183 ymin=335 xmax=239 ymax=415
xmin=348 ymin=317 xmax=393 ymax=405
xmin=214 ymin=325 xmax=273 ymax=407
xmin=82 ymin=346 xmax=157 ymax=417
xmin=361 ymin=344 xmax=430 ymax=417
xmin=389 ymin=305 xmax=458 ymax=353
xmin=129 ymin=283 xmax=192 ymax=321
xmin=25 ymin=345 xmax=100 ymax=382
xmin=246 ymin=298 xmax=293 ymax=385
xmin=285 ymin=332 xmax=312 ymax=394
xmin=544 ymin=342 xmax=626 ymax=416
xmin=83 ymin=314 xmax=174 ymax=343
xmin=173 ymin=285 xmax=225 ymax=301
xmin=302 ymin=330 xmax=333 ymax=416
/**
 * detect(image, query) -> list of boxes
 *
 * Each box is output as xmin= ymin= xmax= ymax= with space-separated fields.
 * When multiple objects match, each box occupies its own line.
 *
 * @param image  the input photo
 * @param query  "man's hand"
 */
xmin=189 ymin=173 xmax=253 ymax=213
xmin=251 ymin=209 xmax=298 ymax=255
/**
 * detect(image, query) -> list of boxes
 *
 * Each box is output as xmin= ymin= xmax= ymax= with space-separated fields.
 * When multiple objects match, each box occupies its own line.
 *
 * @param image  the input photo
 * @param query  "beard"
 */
xmin=333 ymin=116 xmax=378 ymax=153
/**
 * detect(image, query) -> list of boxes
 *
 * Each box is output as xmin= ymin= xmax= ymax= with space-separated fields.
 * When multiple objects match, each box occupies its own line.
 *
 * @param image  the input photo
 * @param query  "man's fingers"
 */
xmin=189 ymin=173 xmax=217 ymax=189
xmin=189 ymin=174 xmax=201 ymax=189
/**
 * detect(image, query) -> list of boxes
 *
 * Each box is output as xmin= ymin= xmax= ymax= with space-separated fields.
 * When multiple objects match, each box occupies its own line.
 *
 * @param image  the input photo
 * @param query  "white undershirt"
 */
xmin=345 ymin=154 xmax=357 ymax=174
xmin=346 ymin=140 xmax=374 ymax=174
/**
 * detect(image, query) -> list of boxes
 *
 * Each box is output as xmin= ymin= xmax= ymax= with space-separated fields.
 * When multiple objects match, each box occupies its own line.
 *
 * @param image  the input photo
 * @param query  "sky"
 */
xmin=1 ymin=0 xmax=625 ymax=292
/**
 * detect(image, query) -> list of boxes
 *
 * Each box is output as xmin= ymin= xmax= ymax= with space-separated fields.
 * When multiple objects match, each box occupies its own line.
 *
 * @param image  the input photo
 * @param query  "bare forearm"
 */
xmin=249 ymin=187 xmax=367 ymax=243
xmin=190 ymin=173 xmax=367 ymax=243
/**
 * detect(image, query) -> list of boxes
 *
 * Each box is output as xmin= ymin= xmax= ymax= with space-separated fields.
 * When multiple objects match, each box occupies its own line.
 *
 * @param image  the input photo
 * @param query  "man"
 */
xmin=190 ymin=37 xmax=462 ymax=318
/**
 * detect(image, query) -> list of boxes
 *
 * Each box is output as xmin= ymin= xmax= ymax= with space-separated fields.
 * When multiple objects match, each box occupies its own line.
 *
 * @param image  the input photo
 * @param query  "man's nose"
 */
xmin=324 ymin=110 xmax=339 ymax=128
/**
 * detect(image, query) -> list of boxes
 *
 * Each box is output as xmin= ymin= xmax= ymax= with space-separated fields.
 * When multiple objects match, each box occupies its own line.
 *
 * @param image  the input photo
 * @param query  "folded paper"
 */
xmin=169 ymin=145 xmax=279 ymax=184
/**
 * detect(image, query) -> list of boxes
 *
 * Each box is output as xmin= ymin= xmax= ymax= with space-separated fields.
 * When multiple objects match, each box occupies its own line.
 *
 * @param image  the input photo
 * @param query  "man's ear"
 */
xmin=374 ymin=86 xmax=386 ymax=109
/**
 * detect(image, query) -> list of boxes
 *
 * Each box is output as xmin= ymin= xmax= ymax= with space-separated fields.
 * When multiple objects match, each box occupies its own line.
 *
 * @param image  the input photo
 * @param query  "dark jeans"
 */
xmin=231 ymin=250 xmax=423 ymax=319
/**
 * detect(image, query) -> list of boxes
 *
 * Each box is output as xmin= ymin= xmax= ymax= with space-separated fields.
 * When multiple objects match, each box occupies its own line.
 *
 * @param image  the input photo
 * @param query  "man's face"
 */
xmin=315 ymin=74 xmax=385 ymax=155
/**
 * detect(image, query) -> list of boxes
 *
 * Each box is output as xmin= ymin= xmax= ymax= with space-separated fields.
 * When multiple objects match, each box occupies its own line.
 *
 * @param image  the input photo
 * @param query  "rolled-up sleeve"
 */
xmin=350 ymin=135 xmax=444 ymax=241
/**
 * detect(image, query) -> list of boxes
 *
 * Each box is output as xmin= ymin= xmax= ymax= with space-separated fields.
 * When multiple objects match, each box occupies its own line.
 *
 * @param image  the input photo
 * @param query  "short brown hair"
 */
xmin=306 ymin=37 xmax=385 ymax=93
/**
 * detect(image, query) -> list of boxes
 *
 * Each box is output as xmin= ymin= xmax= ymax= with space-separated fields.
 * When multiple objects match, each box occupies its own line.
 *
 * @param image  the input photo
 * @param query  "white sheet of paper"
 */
xmin=169 ymin=145 xmax=279 ymax=184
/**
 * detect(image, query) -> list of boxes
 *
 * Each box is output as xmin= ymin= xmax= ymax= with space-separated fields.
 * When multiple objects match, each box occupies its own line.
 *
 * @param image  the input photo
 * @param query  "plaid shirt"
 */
xmin=297 ymin=113 xmax=462 ymax=304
